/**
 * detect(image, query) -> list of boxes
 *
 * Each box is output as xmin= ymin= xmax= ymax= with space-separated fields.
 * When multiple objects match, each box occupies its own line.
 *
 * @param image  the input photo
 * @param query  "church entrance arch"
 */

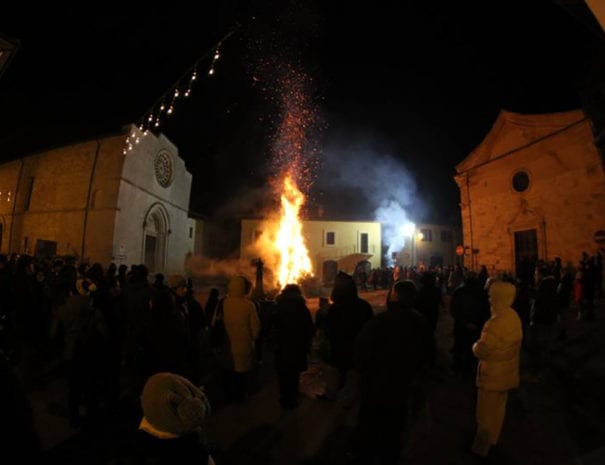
xmin=143 ymin=203 xmax=169 ymax=273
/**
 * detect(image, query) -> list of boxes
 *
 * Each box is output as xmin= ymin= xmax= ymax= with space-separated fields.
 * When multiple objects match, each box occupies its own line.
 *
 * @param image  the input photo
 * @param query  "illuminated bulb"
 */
xmin=148 ymin=114 xmax=153 ymax=122
xmin=143 ymin=130 xmax=149 ymax=136
xmin=184 ymin=89 xmax=191 ymax=97
xmin=160 ymin=104 xmax=165 ymax=111
xmin=208 ymin=68 xmax=215 ymax=75
xmin=130 ymin=131 xmax=136 ymax=138
xmin=154 ymin=120 xmax=160 ymax=127
xmin=191 ymin=72 xmax=197 ymax=81
xmin=123 ymin=149 xmax=127 ymax=155
xmin=167 ymin=106 xmax=173 ymax=114
xmin=214 ymin=51 xmax=220 ymax=60
xmin=174 ymin=89 xmax=180 ymax=97
xmin=135 ymin=137 xmax=140 ymax=144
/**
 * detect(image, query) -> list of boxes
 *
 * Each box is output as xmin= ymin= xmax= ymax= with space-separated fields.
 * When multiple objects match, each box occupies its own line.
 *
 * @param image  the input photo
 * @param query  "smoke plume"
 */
xmin=313 ymin=136 xmax=425 ymax=264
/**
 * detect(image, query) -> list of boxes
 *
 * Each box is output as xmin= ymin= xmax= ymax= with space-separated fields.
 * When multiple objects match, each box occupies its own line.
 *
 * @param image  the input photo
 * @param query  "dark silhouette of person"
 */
xmin=204 ymin=288 xmax=220 ymax=327
xmin=325 ymin=272 xmax=373 ymax=389
xmin=450 ymin=272 xmax=490 ymax=380
xmin=355 ymin=280 xmax=432 ymax=465
xmin=271 ymin=284 xmax=314 ymax=409
xmin=416 ymin=272 xmax=443 ymax=333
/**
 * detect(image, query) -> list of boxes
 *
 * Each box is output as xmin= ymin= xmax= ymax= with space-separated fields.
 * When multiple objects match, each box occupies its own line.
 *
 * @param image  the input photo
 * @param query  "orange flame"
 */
xmin=275 ymin=175 xmax=313 ymax=287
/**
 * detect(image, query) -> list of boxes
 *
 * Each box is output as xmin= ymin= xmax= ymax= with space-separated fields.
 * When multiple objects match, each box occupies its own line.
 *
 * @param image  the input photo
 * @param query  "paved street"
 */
xmin=28 ymin=289 xmax=605 ymax=464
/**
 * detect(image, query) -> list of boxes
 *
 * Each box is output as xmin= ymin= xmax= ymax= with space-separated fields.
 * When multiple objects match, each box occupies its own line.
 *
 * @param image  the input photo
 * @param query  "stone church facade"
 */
xmin=455 ymin=110 xmax=605 ymax=276
xmin=0 ymin=125 xmax=195 ymax=274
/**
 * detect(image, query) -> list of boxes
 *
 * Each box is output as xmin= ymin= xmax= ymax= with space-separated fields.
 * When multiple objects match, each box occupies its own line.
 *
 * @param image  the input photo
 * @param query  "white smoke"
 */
xmin=376 ymin=200 xmax=413 ymax=265
xmin=314 ymin=136 xmax=425 ymax=265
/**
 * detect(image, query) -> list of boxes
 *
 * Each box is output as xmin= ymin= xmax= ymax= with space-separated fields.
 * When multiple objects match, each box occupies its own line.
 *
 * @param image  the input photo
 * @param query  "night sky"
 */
xmin=0 ymin=1 xmax=601 ymax=227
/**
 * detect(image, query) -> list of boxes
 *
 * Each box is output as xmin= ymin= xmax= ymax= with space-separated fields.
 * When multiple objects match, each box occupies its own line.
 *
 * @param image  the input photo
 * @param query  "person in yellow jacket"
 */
xmin=219 ymin=275 xmax=261 ymax=401
xmin=471 ymin=280 xmax=523 ymax=457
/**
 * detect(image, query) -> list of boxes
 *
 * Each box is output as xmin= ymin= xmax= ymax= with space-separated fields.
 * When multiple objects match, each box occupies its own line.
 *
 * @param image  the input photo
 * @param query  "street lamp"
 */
xmin=400 ymin=223 xmax=415 ymax=267
xmin=414 ymin=230 xmax=424 ymax=268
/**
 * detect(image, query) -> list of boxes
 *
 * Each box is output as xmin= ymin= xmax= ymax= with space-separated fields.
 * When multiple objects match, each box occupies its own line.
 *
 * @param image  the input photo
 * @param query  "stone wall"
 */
xmin=456 ymin=112 xmax=605 ymax=274
xmin=0 ymin=127 xmax=194 ymax=274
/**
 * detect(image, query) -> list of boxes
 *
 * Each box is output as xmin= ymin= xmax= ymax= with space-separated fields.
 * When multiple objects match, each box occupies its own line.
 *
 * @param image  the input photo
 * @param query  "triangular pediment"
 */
xmin=455 ymin=109 xmax=586 ymax=173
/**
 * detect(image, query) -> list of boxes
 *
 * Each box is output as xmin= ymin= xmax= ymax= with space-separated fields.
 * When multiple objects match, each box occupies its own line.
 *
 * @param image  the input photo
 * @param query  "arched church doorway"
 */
xmin=143 ymin=204 xmax=169 ymax=273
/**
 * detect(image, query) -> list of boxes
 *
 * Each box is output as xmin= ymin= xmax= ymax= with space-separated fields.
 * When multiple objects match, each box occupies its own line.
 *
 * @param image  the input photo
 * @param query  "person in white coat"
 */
xmin=471 ymin=280 xmax=523 ymax=457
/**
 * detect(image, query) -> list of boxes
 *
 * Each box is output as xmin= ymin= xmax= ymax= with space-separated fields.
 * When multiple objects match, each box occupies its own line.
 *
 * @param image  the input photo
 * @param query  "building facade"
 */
xmin=454 ymin=110 xmax=605 ymax=276
xmin=240 ymin=219 xmax=382 ymax=284
xmin=0 ymin=125 xmax=195 ymax=274
xmin=392 ymin=223 xmax=462 ymax=268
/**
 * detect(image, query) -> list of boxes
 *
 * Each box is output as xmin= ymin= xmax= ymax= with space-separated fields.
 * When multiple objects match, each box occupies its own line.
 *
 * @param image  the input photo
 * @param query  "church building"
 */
xmin=455 ymin=110 xmax=605 ymax=276
xmin=0 ymin=125 xmax=195 ymax=274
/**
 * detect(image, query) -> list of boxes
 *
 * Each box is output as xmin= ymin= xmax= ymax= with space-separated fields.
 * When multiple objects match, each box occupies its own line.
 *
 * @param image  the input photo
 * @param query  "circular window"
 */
xmin=154 ymin=151 xmax=173 ymax=187
xmin=512 ymin=170 xmax=530 ymax=192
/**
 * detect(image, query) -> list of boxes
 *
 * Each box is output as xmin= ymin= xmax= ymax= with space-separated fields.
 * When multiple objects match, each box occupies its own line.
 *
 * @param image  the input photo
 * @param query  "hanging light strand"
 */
xmin=124 ymin=27 xmax=237 ymax=155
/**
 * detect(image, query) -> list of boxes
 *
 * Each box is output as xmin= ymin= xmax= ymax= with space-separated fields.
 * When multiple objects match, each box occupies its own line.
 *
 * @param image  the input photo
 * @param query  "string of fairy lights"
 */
xmin=123 ymin=28 xmax=237 ymax=155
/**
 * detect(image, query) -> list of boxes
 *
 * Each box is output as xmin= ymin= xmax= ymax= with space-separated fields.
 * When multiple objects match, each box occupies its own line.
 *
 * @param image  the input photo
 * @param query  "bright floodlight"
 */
xmin=400 ymin=222 xmax=415 ymax=237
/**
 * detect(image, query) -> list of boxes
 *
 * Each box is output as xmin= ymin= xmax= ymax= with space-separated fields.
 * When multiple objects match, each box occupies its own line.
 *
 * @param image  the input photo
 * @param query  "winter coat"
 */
xmin=355 ymin=305 xmax=432 ymax=407
xmin=130 ymin=429 xmax=210 ymax=465
xmin=272 ymin=286 xmax=314 ymax=373
xmin=221 ymin=276 xmax=261 ymax=372
xmin=473 ymin=281 xmax=523 ymax=391
xmin=326 ymin=273 xmax=374 ymax=371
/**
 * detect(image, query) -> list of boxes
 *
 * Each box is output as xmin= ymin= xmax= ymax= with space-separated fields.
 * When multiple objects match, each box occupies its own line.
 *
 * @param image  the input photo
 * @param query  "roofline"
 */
xmin=456 ymin=115 xmax=588 ymax=175
xmin=0 ymin=126 xmax=129 ymax=165
xmin=0 ymin=124 xmax=179 ymax=165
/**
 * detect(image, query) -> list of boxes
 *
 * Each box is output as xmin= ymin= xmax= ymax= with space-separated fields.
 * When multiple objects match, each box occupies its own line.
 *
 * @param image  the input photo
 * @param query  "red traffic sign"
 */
xmin=456 ymin=245 xmax=465 ymax=256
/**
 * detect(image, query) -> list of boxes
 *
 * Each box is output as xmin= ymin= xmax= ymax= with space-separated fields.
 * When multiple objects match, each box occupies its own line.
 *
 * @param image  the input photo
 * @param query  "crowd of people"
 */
xmin=0 ymin=250 xmax=602 ymax=464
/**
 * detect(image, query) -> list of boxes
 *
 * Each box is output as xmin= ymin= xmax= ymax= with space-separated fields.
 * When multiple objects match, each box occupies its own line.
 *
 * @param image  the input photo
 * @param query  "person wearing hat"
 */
xmin=133 ymin=372 xmax=215 ymax=464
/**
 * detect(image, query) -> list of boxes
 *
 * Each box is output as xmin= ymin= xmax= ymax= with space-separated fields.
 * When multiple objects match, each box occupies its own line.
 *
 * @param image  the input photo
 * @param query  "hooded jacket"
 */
xmin=221 ymin=276 xmax=261 ymax=372
xmin=473 ymin=281 xmax=523 ymax=391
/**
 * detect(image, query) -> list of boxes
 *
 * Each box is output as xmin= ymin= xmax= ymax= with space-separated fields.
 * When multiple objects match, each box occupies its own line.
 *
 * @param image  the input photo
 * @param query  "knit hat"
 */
xmin=141 ymin=372 xmax=211 ymax=436
xmin=167 ymin=274 xmax=187 ymax=290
